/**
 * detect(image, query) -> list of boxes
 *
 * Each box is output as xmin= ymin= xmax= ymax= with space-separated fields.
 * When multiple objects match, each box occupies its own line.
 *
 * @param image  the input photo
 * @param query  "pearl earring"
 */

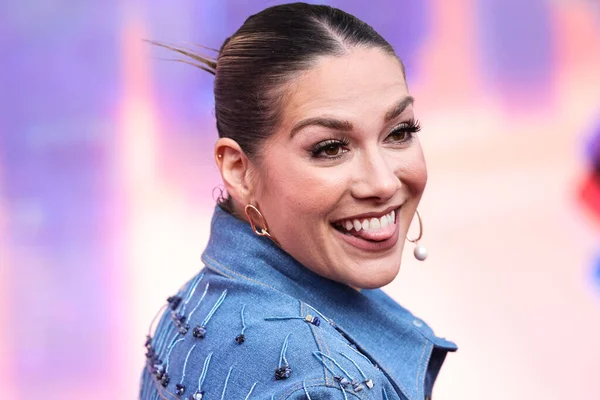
xmin=406 ymin=210 xmax=428 ymax=261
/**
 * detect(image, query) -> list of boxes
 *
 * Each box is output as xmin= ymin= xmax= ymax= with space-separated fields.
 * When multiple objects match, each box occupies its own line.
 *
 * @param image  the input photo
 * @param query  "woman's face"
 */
xmin=251 ymin=47 xmax=427 ymax=289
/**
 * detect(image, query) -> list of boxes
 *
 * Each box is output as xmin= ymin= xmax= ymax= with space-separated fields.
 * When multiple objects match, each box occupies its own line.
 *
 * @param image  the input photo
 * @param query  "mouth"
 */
xmin=331 ymin=207 xmax=401 ymax=251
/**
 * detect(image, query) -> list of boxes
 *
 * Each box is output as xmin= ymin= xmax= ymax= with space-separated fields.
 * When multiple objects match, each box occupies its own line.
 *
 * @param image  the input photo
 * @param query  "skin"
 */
xmin=216 ymin=47 xmax=427 ymax=289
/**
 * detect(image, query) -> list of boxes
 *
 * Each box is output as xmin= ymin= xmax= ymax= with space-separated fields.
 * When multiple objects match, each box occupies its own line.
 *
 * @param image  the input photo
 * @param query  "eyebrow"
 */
xmin=290 ymin=117 xmax=353 ymax=137
xmin=384 ymin=96 xmax=414 ymax=123
xmin=289 ymin=95 xmax=415 ymax=137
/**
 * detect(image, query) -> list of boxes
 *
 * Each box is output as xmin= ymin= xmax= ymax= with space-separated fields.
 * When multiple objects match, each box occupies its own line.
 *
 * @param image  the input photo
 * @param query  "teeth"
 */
xmin=370 ymin=217 xmax=380 ymax=230
xmin=338 ymin=209 xmax=396 ymax=232
xmin=380 ymin=215 xmax=389 ymax=228
xmin=361 ymin=219 xmax=370 ymax=231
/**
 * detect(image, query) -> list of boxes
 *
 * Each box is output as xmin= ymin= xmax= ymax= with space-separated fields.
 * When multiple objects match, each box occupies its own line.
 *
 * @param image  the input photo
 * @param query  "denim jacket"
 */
xmin=140 ymin=206 xmax=457 ymax=400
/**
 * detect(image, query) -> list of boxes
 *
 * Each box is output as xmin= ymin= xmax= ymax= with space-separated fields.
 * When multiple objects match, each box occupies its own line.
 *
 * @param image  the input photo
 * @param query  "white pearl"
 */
xmin=413 ymin=244 xmax=428 ymax=261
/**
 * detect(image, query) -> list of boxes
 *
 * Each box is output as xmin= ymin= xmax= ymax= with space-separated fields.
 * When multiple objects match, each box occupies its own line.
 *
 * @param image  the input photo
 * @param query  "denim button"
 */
xmin=412 ymin=319 xmax=423 ymax=327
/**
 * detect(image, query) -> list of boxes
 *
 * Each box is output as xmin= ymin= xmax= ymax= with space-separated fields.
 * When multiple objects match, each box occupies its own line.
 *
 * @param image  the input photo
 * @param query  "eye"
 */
xmin=311 ymin=138 xmax=350 ymax=159
xmin=386 ymin=119 xmax=421 ymax=144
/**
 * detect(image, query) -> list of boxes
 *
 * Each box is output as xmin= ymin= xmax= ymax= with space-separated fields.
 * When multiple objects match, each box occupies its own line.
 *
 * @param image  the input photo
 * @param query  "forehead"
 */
xmin=282 ymin=47 xmax=409 ymax=125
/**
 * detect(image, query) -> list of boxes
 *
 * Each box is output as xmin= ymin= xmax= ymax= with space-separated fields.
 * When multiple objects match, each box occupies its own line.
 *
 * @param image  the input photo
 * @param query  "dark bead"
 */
xmin=175 ymin=383 xmax=185 ymax=396
xmin=274 ymin=365 xmax=292 ymax=380
xmin=334 ymin=376 xmax=350 ymax=387
xmin=178 ymin=323 xmax=190 ymax=335
xmin=312 ymin=316 xmax=321 ymax=326
xmin=352 ymin=379 xmax=364 ymax=392
xmin=152 ymin=363 xmax=164 ymax=376
xmin=172 ymin=311 xmax=186 ymax=325
xmin=235 ymin=334 xmax=245 ymax=344
xmin=161 ymin=373 xmax=170 ymax=387
xmin=145 ymin=335 xmax=153 ymax=348
xmin=167 ymin=296 xmax=182 ymax=310
xmin=192 ymin=326 xmax=206 ymax=339
xmin=145 ymin=348 xmax=155 ymax=359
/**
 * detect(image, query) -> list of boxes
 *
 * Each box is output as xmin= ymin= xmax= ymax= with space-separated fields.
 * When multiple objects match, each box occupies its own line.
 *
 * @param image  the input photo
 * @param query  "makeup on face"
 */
xmin=251 ymin=47 xmax=427 ymax=289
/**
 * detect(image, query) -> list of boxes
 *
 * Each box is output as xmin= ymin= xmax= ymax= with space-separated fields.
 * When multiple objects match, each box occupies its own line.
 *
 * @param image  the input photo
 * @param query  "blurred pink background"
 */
xmin=1 ymin=0 xmax=599 ymax=399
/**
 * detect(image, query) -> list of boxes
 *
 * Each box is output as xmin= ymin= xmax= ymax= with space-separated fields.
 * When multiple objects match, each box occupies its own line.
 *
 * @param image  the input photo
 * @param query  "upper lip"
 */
xmin=332 ymin=204 xmax=401 ymax=223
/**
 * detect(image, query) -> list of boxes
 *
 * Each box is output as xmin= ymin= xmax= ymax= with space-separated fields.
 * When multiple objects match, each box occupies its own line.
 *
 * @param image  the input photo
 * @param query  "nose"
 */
xmin=351 ymin=148 xmax=400 ymax=201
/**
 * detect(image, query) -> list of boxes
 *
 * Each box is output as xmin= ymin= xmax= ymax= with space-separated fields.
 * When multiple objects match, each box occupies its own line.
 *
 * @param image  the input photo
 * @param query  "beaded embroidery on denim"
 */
xmin=339 ymin=351 xmax=372 ymax=390
xmin=264 ymin=314 xmax=321 ymax=326
xmin=274 ymin=333 xmax=292 ymax=380
xmin=172 ymin=274 xmax=205 ymax=335
xmin=174 ymin=343 xmax=197 ymax=396
xmin=192 ymin=289 xmax=227 ymax=339
xmin=313 ymin=351 xmax=367 ymax=393
xmin=235 ymin=304 xmax=248 ymax=344
xmin=190 ymin=352 xmax=213 ymax=400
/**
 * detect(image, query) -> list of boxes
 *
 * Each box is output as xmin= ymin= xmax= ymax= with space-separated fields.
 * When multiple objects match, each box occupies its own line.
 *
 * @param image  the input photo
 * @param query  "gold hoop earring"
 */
xmin=244 ymin=204 xmax=278 ymax=244
xmin=406 ymin=209 xmax=428 ymax=261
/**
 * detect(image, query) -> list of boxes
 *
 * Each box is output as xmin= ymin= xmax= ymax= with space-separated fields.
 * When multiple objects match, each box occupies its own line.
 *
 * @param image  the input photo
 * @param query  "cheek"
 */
xmin=395 ymin=144 xmax=427 ymax=195
xmin=256 ymin=157 xmax=346 ymax=226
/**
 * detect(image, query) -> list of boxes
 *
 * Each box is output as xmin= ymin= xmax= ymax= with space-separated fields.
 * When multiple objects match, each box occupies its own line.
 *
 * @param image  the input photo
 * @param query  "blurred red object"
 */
xmin=579 ymin=171 xmax=600 ymax=223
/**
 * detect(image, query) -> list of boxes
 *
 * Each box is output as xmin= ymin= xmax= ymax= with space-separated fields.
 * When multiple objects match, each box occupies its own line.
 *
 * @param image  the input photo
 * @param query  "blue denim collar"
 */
xmin=202 ymin=206 xmax=456 ymax=400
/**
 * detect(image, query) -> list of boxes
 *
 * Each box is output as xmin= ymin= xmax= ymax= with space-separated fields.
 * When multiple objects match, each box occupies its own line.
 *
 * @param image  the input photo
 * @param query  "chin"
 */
xmin=343 ymin=261 xmax=401 ymax=290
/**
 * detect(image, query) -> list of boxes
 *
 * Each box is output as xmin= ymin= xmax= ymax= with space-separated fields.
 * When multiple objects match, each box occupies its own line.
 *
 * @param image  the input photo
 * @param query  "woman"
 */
xmin=141 ymin=3 xmax=456 ymax=399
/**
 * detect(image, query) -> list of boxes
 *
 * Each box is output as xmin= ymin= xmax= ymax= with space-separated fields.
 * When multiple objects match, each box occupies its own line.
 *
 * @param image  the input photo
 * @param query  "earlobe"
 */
xmin=214 ymin=138 xmax=253 ymax=204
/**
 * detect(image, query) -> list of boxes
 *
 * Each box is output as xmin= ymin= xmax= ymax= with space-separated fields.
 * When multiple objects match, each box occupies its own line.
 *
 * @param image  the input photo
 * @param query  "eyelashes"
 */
xmin=383 ymin=118 xmax=421 ymax=144
xmin=310 ymin=119 xmax=421 ymax=159
xmin=395 ymin=118 xmax=421 ymax=135
xmin=311 ymin=138 xmax=351 ymax=158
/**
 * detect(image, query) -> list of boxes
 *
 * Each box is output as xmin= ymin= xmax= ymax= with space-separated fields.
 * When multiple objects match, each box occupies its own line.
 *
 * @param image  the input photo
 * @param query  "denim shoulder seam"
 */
xmin=201 ymin=253 xmax=277 ymax=290
xmin=301 ymin=301 xmax=332 ymax=387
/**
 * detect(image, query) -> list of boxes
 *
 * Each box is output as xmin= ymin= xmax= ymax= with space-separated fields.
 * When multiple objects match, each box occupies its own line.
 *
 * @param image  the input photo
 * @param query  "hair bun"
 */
xmin=219 ymin=37 xmax=232 ymax=54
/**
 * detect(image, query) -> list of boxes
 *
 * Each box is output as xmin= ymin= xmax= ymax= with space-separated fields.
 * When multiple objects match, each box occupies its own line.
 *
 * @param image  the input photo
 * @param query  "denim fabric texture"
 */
xmin=140 ymin=206 xmax=457 ymax=400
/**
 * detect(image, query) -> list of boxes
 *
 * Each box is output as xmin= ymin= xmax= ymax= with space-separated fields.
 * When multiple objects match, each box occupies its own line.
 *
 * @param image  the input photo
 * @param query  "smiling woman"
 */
xmin=244 ymin=48 xmax=426 ymax=289
xmin=141 ymin=3 xmax=456 ymax=400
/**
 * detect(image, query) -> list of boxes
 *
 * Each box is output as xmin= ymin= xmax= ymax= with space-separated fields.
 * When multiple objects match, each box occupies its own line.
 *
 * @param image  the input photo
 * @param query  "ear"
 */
xmin=214 ymin=138 xmax=255 ymax=205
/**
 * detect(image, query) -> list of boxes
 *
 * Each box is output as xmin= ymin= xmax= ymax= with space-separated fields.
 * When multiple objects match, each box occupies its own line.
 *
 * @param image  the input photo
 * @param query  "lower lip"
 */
xmin=332 ymin=209 xmax=401 ymax=252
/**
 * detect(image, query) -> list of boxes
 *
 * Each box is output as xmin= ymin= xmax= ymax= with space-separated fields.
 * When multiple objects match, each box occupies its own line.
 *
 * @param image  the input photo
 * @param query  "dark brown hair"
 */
xmin=153 ymin=2 xmax=402 ymax=211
